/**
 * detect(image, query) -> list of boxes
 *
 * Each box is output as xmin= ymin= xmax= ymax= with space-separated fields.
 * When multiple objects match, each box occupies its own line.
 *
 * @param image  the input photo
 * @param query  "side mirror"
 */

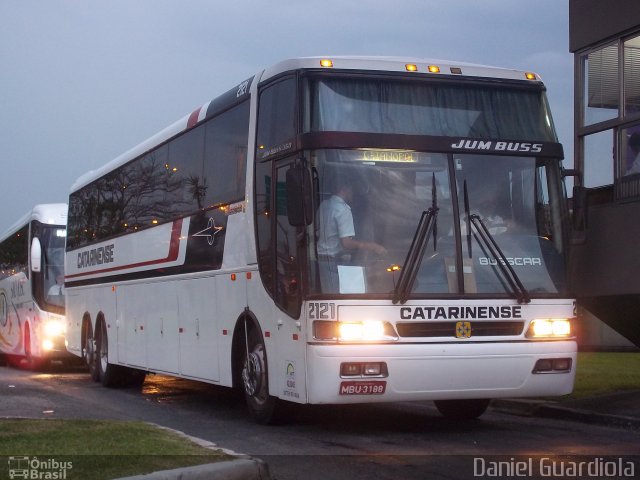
xmin=286 ymin=164 xmax=313 ymax=227
xmin=30 ymin=237 xmax=42 ymax=273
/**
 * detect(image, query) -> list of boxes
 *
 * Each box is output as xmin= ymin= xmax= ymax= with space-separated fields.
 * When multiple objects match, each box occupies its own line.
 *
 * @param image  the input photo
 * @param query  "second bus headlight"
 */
xmin=44 ymin=320 xmax=65 ymax=337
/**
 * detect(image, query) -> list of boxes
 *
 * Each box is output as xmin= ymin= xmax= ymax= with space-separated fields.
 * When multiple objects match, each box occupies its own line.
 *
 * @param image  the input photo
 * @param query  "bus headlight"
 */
xmin=338 ymin=321 xmax=398 ymax=342
xmin=44 ymin=320 xmax=65 ymax=338
xmin=313 ymin=320 xmax=398 ymax=342
xmin=526 ymin=318 xmax=572 ymax=338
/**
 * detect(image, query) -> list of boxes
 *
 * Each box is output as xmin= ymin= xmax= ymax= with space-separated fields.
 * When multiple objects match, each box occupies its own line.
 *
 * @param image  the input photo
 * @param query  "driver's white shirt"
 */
xmin=317 ymin=195 xmax=355 ymax=257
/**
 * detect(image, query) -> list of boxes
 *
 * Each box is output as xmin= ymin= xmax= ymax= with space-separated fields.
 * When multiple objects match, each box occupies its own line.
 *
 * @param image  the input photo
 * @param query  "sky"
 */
xmin=0 ymin=0 xmax=574 ymax=230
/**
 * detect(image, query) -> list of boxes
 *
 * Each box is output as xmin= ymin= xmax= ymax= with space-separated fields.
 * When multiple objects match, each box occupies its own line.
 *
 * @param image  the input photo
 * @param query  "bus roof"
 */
xmin=0 ymin=204 xmax=68 ymax=243
xmin=259 ymin=56 xmax=541 ymax=83
xmin=70 ymin=56 xmax=543 ymax=193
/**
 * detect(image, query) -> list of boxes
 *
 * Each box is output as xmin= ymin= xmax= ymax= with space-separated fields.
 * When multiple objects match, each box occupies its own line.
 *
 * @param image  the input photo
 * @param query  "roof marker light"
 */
xmin=525 ymin=72 xmax=537 ymax=80
xmin=320 ymin=59 xmax=334 ymax=68
xmin=450 ymin=67 xmax=462 ymax=74
xmin=428 ymin=65 xmax=441 ymax=74
xmin=405 ymin=63 xmax=418 ymax=72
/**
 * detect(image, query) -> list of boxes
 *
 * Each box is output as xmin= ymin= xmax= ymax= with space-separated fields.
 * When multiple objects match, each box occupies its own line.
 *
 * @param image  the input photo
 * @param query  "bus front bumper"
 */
xmin=305 ymin=340 xmax=577 ymax=404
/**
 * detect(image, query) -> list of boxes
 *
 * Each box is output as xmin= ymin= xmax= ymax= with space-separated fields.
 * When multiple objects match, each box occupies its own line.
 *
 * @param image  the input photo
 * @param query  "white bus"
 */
xmin=65 ymin=57 xmax=576 ymax=422
xmin=0 ymin=204 xmax=69 ymax=369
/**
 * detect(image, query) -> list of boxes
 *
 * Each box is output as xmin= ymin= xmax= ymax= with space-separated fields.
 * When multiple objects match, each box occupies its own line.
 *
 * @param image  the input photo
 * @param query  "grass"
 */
xmin=0 ymin=419 xmax=231 ymax=479
xmin=569 ymin=351 xmax=640 ymax=399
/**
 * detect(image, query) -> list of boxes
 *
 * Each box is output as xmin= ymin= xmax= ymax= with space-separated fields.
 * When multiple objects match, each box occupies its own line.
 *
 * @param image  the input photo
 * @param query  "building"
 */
xmin=569 ymin=0 xmax=640 ymax=348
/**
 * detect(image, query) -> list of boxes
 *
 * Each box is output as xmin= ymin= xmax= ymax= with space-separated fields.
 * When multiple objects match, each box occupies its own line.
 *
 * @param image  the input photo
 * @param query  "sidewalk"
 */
xmin=115 ymin=458 xmax=272 ymax=480
xmin=492 ymin=390 xmax=640 ymax=430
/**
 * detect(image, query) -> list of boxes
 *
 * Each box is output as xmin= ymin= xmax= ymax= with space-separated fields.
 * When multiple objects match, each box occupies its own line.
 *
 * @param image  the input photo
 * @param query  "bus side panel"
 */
xmin=64 ymin=289 xmax=83 ymax=357
xmin=65 ymin=285 xmax=116 ymax=359
xmin=177 ymin=276 xmax=219 ymax=381
xmin=245 ymin=275 xmax=308 ymax=404
xmin=116 ymin=284 xmax=146 ymax=368
xmin=118 ymin=281 xmax=179 ymax=374
xmin=0 ymin=274 xmax=27 ymax=356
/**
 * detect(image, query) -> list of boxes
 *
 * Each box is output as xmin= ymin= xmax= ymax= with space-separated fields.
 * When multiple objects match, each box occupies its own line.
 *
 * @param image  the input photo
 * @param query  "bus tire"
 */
xmin=84 ymin=321 xmax=100 ymax=382
xmin=241 ymin=326 xmax=280 ymax=424
xmin=22 ymin=323 xmax=44 ymax=371
xmin=95 ymin=319 xmax=120 ymax=388
xmin=434 ymin=399 xmax=491 ymax=420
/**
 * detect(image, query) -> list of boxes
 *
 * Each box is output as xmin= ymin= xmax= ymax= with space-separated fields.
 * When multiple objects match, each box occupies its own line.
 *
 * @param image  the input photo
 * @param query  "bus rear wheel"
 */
xmin=84 ymin=322 xmax=100 ymax=382
xmin=241 ymin=327 xmax=280 ymax=424
xmin=95 ymin=319 xmax=120 ymax=388
xmin=434 ymin=399 xmax=491 ymax=420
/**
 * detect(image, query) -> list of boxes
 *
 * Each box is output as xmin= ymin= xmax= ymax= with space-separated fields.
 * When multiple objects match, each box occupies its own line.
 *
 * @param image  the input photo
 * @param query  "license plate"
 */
xmin=339 ymin=381 xmax=386 ymax=395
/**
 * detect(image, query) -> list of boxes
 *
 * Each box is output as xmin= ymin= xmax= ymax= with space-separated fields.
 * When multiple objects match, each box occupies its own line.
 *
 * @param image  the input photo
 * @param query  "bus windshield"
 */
xmin=307 ymin=77 xmax=557 ymax=141
xmin=307 ymin=149 xmax=566 ymax=298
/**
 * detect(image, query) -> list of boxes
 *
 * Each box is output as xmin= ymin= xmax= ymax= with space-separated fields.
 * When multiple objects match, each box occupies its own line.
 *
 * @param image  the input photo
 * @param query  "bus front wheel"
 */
xmin=23 ymin=324 xmax=43 ymax=371
xmin=241 ymin=327 xmax=280 ymax=424
xmin=434 ymin=399 xmax=491 ymax=420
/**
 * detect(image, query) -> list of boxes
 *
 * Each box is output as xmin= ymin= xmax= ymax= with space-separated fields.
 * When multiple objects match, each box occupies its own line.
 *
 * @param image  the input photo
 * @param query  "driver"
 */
xmin=317 ymin=178 xmax=386 ymax=292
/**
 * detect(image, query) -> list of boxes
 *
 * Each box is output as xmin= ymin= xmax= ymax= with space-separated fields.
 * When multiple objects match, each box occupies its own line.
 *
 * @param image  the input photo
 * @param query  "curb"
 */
xmin=492 ymin=399 xmax=640 ymax=431
xmin=115 ymin=458 xmax=272 ymax=480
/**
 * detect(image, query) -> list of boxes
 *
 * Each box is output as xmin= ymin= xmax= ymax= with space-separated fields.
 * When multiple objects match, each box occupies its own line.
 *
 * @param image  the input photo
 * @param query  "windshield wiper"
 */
xmin=463 ymin=181 xmax=531 ymax=304
xmin=393 ymin=174 xmax=438 ymax=305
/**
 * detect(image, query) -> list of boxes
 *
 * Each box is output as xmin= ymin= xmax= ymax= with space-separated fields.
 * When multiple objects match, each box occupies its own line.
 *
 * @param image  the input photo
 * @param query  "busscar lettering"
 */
xmin=77 ymin=244 xmax=115 ymax=269
xmin=479 ymin=256 xmax=542 ymax=267
xmin=400 ymin=305 xmax=522 ymax=320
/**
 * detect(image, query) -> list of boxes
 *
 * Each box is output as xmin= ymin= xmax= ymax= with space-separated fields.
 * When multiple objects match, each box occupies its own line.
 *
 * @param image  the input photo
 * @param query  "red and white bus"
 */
xmin=0 ymin=204 xmax=69 ymax=368
xmin=65 ymin=57 xmax=576 ymax=422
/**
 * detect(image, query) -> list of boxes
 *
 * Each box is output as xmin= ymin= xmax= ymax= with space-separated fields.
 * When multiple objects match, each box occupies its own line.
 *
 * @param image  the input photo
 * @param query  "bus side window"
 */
xmin=255 ymin=77 xmax=297 ymax=160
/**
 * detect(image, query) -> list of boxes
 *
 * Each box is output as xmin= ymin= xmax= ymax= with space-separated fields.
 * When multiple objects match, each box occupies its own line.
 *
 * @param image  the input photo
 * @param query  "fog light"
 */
xmin=340 ymin=363 xmax=362 ymax=376
xmin=533 ymin=357 xmax=572 ymax=374
xmin=363 ymin=363 xmax=382 ymax=376
xmin=552 ymin=358 xmax=572 ymax=372
xmin=533 ymin=359 xmax=553 ymax=373
xmin=42 ymin=339 xmax=54 ymax=352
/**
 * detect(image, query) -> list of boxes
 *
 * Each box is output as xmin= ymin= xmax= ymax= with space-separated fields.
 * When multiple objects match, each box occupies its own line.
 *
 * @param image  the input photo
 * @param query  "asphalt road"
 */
xmin=1 ymin=363 xmax=639 ymax=480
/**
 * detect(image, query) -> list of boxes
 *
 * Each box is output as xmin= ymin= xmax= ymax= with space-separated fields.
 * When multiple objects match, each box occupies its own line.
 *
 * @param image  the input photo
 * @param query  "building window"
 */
xmin=583 ymin=130 xmax=614 ymax=188
xmin=620 ymin=125 xmax=640 ymax=177
xmin=583 ymin=43 xmax=619 ymax=127
xmin=624 ymin=34 xmax=640 ymax=119
xmin=576 ymin=31 xmax=640 ymax=198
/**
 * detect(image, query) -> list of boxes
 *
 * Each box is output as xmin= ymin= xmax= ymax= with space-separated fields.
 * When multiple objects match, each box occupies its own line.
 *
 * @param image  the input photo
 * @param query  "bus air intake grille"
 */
xmin=396 ymin=321 xmax=525 ymax=338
